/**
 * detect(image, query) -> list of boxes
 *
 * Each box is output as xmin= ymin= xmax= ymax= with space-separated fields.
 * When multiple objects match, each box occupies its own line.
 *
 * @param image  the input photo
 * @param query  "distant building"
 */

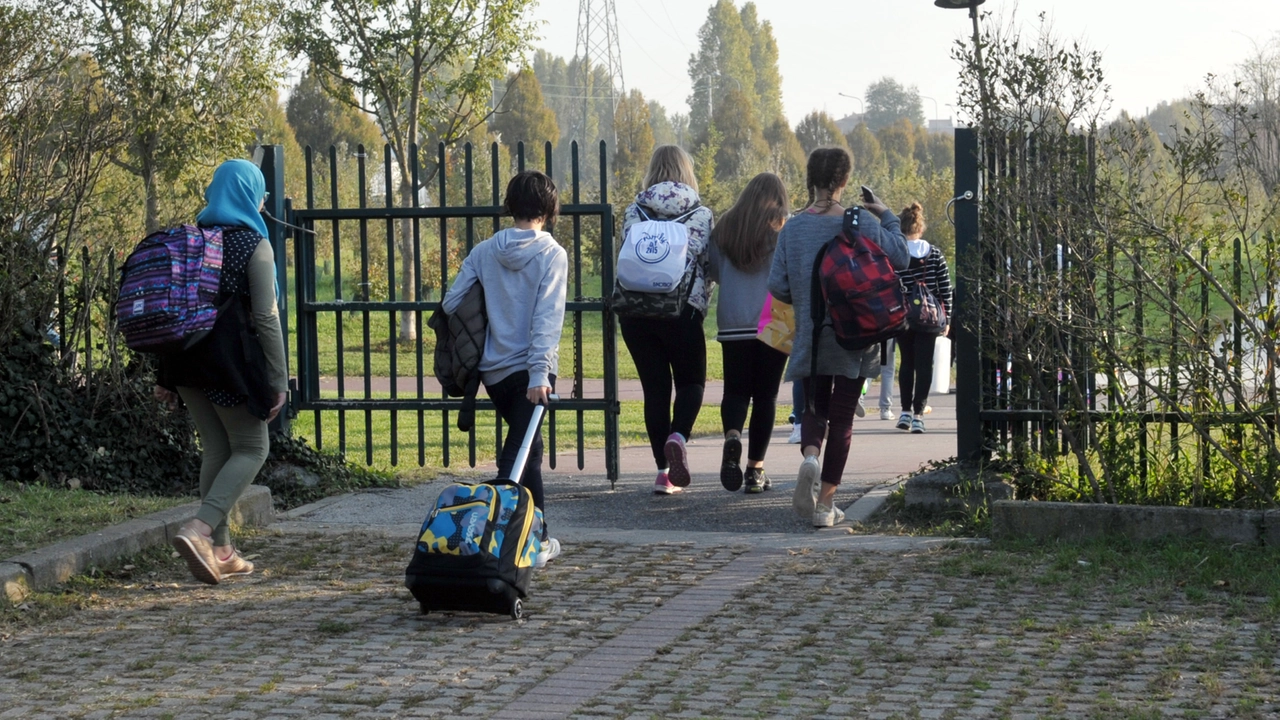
xmin=834 ymin=112 xmax=864 ymax=134
xmin=928 ymin=118 xmax=956 ymax=135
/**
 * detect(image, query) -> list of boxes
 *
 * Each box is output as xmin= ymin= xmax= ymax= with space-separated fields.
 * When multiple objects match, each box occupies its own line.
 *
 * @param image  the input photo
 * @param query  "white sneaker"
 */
xmin=787 ymin=424 xmax=802 ymax=444
xmin=879 ymin=408 xmax=894 ymax=421
xmin=792 ymin=456 xmax=820 ymax=519
xmin=855 ymin=399 xmax=866 ymax=418
xmin=536 ymin=538 xmax=562 ymax=568
xmin=814 ymin=503 xmax=845 ymax=528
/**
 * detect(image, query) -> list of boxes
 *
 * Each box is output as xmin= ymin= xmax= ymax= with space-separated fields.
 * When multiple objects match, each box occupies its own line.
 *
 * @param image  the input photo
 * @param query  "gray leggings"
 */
xmin=177 ymin=387 xmax=269 ymax=546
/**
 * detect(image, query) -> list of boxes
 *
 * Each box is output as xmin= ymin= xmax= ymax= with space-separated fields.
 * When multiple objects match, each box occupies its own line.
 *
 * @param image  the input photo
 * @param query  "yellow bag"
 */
xmin=756 ymin=294 xmax=795 ymax=355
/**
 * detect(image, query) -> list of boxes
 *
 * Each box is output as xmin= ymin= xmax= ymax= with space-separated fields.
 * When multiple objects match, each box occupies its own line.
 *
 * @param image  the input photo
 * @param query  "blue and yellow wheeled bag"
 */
xmin=405 ymin=402 xmax=549 ymax=619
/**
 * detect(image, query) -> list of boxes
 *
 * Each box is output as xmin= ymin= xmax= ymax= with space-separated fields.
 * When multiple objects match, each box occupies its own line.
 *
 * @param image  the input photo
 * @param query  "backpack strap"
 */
xmin=807 ymin=242 xmax=832 ymax=410
xmin=635 ymin=202 xmax=702 ymax=224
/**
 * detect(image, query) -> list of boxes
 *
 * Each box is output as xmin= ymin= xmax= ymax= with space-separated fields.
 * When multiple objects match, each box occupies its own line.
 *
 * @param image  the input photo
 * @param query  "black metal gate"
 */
xmin=278 ymin=141 xmax=620 ymax=481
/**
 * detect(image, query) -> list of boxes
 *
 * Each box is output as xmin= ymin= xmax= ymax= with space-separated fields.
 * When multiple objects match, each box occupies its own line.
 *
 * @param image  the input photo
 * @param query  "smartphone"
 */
xmin=860 ymin=185 xmax=875 ymax=203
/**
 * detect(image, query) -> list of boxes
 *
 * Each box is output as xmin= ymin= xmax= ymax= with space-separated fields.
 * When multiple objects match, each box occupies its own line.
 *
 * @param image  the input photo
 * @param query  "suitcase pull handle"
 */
xmin=509 ymin=394 xmax=558 ymax=485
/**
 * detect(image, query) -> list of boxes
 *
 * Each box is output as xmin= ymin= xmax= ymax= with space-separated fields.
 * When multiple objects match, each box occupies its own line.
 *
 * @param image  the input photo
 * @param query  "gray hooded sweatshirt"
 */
xmin=442 ymin=227 xmax=568 ymax=389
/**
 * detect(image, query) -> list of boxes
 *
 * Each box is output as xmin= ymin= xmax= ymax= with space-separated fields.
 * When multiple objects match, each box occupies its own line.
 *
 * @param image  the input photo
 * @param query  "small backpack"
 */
xmin=611 ymin=204 xmax=700 ymax=319
xmin=809 ymin=207 xmax=908 ymax=353
xmin=904 ymin=255 xmax=948 ymax=335
xmin=115 ymin=225 xmax=224 ymax=354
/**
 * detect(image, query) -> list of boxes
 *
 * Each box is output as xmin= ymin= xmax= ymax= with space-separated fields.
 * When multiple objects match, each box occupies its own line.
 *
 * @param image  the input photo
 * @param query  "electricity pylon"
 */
xmin=573 ymin=0 xmax=625 ymax=144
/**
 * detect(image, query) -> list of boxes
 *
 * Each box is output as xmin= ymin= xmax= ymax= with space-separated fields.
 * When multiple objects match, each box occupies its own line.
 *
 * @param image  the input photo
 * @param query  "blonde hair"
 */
xmin=900 ymin=202 xmax=927 ymax=236
xmin=712 ymin=173 xmax=789 ymax=273
xmin=643 ymin=145 xmax=698 ymax=192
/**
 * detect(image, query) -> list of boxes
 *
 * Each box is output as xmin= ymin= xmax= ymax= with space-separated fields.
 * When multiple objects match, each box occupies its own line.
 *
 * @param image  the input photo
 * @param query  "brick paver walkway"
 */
xmin=3 ymin=529 xmax=1277 ymax=718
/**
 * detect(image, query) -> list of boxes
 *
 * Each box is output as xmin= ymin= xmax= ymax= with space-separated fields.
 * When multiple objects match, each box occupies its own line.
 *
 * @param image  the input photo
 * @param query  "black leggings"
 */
xmin=620 ymin=308 xmax=707 ymax=469
xmin=897 ymin=330 xmax=937 ymax=416
xmin=720 ymin=340 xmax=788 ymax=462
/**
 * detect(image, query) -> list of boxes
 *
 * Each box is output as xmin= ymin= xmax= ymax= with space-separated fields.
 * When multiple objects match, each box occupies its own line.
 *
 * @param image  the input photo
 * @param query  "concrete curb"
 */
xmin=2 ymin=485 xmax=273 ymax=603
xmin=992 ymin=500 xmax=1270 ymax=545
xmin=844 ymin=479 xmax=905 ymax=524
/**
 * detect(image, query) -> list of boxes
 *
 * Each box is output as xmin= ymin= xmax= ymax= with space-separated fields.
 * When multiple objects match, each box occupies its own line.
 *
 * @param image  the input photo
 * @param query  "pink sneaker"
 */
xmin=654 ymin=471 xmax=682 ymax=495
xmin=664 ymin=433 xmax=691 ymax=487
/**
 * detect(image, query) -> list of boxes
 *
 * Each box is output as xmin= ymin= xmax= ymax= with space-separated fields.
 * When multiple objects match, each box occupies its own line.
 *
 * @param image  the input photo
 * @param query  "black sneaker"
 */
xmin=744 ymin=467 xmax=771 ymax=494
xmin=720 ymin=435 xmax=744 ymax=491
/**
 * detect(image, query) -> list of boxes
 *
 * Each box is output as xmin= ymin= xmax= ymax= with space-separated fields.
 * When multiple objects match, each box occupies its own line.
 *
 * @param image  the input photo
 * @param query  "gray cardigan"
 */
xmin=767 ymin=209 xmax=909 ymax=380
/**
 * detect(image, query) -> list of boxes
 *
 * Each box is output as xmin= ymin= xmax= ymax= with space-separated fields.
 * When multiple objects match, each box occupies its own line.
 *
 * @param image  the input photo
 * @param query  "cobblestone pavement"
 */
xmin=2 ymin=528 xmax=1278 ymax=719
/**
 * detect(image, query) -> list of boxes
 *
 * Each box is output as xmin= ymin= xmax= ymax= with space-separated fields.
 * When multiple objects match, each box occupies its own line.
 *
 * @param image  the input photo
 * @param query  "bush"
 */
xmin=256 ymin=432 xmax=398 ymax=510
xmin=0 ymin=329 xmax=201 ymax=494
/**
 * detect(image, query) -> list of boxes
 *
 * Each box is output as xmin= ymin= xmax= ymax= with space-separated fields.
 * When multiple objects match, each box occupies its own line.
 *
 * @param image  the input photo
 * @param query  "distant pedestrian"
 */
xmin=877 ymin=339 xmax=896 ymax=420
xmin=708 ymin=173 xmax=791 ymax=493
xmin=442 ymin=170 xmax=567 ymax=566
xmin=893 ymin=202 xmax=952 ymax=434
xmin=767 ymin=148 xmax=910 ymax=527
xmin=158 ymin=159 xmax=288 ymax=585
xmin=616 ymin=145 xmax=715 ymax=494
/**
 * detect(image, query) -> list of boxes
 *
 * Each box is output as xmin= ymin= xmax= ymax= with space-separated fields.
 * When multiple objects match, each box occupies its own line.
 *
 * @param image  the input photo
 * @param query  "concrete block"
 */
xmin=6 ymin=485 xmax=274 ymax=593
xmin=992 ymin=501 xmax=1264 ymax=544
xmin=904 ymin=465 xmax=1013 ymax=513
xmin=1264 ymin=510 xmax=1280 ymax=548
xmin=1 ymin=562 xmax=31 ymax=603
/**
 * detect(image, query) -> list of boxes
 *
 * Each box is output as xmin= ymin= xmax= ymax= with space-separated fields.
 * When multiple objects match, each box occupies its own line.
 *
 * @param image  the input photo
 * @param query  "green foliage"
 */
xmin=285 ymin=62 xmax=383 ymax=157
xmin=710 ymin=88 xmax=768 ymax=183
xmin=863 ymin=77 xmax=925 ymax=131
xmin=613 ymin=90 xmax=655 ymax=193
xmin=491 ymin=68 xmax=560 ymax=154
xmin=687 ymin=0 xmax=763 ymax=141
xmin=0 ymin=329 xmax=200 ymax=495
xmin=794 ymin=111 xmax=847 ymax=155
xmin=256 ymin=433 xmax=397 ymax=510
xmin=77 ymin=0 xmax=280 ymax=232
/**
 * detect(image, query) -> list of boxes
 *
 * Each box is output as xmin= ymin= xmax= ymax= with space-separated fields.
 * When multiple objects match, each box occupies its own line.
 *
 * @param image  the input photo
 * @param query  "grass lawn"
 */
xmin=293 ymin=397 xmax=730 ymax=474
xmin=299 ymin=271 xmax=729 ymax=381
xmin=0 ymin=483 xmax=188 ymax=560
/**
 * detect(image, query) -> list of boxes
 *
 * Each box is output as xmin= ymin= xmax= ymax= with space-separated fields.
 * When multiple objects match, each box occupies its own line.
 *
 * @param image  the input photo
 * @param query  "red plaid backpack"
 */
xmin=808 ymin=207 xmax=908 ymax=361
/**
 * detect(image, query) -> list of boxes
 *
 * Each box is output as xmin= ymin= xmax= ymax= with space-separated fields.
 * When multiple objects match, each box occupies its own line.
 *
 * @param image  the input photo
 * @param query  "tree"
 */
xmin=613 ymin=90 xmax=655 ymax=193
xmin=76 ymin=0 xmax=279 ymax=233
xmin=286 ymin=63 xmax=383 ymax=155
xmin=845 ymin=123 xmax=887 ymax=182
xmin=648 ymin=100 xmax=676 ymax=147
xmin=763 ymin=118 xmax=806 ymax=202
xmin=876 ymin=118 xmax=918 ymax=170
xmin=740 ymin=2 xmax=783 ymax=128
xmin=794 ymin=111 xmax=847 ymax=155
xmin=254 ymin=90 xmax=307 ymax=202
xmin=864 ymin=77 xmax=924 ymax=131
xmin=287 ymin=0 xmax=536 ymax=341
xmin=687 ymin=0 xmax=757 ymax=142
xmin=711 ymin=88 xmax=768 ymax=182
xmin=490 ymin=68 xmax=559 ymax=155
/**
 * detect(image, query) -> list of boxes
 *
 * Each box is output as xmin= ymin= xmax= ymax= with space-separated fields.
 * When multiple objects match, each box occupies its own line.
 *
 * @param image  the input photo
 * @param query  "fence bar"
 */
xmin=385 ymin=145 xmax=398 ymax=467
xmin=412 ymin=144 xmax=425 ymax=467
xmin=439 ymin=142 xmax=450 ymax=466
xmin=358 ymin=145 xmax=372 ymax=465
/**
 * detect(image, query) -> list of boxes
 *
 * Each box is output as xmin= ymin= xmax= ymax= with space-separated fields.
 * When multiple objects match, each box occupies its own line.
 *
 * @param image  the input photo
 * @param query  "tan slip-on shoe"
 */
xmin=173 ymin=526 xmax=221 ymax=585
xmin=217 ymin=552 xmax=254 ymax=578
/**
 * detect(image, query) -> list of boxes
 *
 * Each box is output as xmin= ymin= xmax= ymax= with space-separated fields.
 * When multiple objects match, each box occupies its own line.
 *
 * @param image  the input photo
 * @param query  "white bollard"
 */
xmin=932 ymin=336 xmax=952 ymax=395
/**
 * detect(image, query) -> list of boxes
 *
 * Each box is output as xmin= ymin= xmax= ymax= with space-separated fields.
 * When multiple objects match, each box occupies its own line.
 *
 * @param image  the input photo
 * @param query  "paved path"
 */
xmin=4 ymin=390 xmax=1277 ymax=717
xmin=3 ymin=531 xmax=1276 ymax=718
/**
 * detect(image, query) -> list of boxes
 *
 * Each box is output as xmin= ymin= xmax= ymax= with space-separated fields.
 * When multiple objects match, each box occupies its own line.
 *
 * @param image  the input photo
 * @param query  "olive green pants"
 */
xmin=177 ymin=387 xmax=269 ymax=546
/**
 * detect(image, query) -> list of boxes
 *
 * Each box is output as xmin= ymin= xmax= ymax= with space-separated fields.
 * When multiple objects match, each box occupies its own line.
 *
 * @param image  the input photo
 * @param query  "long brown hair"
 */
xmin=712 ymin=173 xmax=790 ymax=272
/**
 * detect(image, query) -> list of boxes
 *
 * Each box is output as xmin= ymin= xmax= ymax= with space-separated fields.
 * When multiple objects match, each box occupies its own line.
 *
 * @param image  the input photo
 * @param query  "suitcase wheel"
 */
xmin=510 ymin=599 xmax=523 ymax=620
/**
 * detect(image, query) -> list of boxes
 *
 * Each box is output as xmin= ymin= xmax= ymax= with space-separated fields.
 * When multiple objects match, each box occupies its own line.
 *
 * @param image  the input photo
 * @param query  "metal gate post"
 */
xmin=258 ymin=144 xmax=291 ymax=435
xmin=953 ymin=128 xmax=983 ymax=461
xmin=599 ymin=141 xmax=620 ymax=486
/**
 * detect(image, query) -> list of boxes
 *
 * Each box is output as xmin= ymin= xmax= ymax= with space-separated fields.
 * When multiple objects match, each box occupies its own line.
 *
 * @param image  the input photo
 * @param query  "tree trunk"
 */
xmin=398 ymin=177 xmax=416 ymax=342
xmin=142 ymin=162 xmax=159 ymax=235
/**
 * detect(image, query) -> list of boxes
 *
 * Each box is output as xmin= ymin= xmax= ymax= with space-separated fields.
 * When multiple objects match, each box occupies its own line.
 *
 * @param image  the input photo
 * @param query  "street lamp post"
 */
xmin=838 ymin=93 xmax=863 ymax=114
xmin=921 ymin=95 xmax=939 ymax=121
xmin=934 ymin=0 xmax=989 ymax=122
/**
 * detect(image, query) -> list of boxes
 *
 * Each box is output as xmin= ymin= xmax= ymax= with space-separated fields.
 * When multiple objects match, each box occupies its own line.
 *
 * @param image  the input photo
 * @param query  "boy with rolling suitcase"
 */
xmin=407 ymin=171 xmax=566 ymax=609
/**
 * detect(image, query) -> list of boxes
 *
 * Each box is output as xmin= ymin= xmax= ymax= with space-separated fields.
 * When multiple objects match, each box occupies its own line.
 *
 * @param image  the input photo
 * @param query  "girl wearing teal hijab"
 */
xmin=161 ymin=158 xmax=288 ymax=586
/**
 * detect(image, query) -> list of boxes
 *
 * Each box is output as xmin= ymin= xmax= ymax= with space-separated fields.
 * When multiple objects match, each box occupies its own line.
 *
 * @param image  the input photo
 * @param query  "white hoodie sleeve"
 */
xmin=526 ymin=245 xmax=569 ymax=389
xmin=442 ymin=252 xmax=479 ymax=314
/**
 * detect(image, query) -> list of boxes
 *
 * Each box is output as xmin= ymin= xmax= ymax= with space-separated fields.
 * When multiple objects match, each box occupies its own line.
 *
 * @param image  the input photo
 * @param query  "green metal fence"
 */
xmin=283 ymin=140 xmax=621 ymax=482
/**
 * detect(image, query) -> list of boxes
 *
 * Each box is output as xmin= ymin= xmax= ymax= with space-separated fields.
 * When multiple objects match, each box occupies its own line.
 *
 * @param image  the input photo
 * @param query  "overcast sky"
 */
xmin=527 ymin=0 xmax=1280 ymax=126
